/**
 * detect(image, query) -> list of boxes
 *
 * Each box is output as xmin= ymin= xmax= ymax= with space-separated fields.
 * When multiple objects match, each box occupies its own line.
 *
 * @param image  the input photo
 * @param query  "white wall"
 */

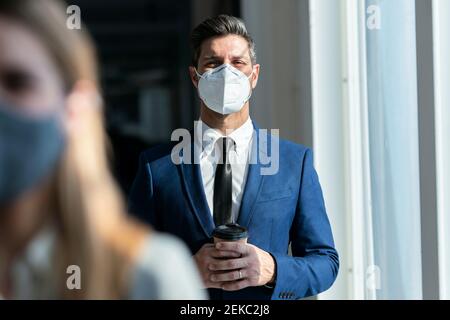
xmin=241 ymin=0 xmax=312 ymax=147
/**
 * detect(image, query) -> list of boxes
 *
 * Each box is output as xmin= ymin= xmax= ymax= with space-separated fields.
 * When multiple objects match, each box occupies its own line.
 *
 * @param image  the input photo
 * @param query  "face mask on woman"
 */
xmin=0 ymin=100 xmax=65 ymax=204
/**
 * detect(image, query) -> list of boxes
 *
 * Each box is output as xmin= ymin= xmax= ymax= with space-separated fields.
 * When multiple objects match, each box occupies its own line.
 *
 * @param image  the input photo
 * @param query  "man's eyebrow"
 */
xmin=203 ymin=55 xmax=222 ymax=60
xmin=203 ymin=55 xmax=249 ymax=61
xmin=231 ymin=55 xmax=249 ymax=60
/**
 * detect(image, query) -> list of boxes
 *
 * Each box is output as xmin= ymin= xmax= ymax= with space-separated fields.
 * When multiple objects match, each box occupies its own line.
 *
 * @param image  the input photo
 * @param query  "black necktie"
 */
xmin=213 ymin=137 xmax=234 ymax=226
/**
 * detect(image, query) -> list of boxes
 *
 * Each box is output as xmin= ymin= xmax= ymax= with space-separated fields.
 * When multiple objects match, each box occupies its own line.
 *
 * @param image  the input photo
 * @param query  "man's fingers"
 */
xmin=204 ymin=280 xmax=225 ymax=289
xmin=209 ymin=268 xmax=249 ymax=282
xmin=201 ymin=272 xmax=226 ymax=289
xmin=215 ymin=241 xmax=248 ymax=255
xmin=221 ymin=279 xmax=251 ymax=291
xmin=208 ymin=257 xmax=249 ymax=271
xmin=202 ymin=243 xmax=215 ymax=250
xmin=210 ymin=249 xmax=241 ymax=259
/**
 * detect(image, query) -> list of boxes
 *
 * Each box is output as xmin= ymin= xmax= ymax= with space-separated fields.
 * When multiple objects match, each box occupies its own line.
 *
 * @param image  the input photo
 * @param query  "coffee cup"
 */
xmin=212 ymin=223 xmax=248 ymax=244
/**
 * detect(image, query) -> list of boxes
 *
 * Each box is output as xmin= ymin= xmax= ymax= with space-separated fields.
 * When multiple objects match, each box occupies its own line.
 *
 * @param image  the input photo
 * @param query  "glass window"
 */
xmin=365 ymin=0 xmax=423 ymax=299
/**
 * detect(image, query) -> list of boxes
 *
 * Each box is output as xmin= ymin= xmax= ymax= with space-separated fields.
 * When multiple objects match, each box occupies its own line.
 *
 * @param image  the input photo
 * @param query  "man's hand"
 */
xmin=207 ymin=242 xmax=276 ymax=291
xmin=193 ymin=243 xmax=242 ymax=289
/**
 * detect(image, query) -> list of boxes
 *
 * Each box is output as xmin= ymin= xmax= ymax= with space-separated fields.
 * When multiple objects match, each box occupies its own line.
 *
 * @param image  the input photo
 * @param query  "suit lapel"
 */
xmin=178 ymin=141 xmax=215 ymax=238
xmin=237 ymin=124 xmax=267 ymax=228
xmin=177 ymin=123 xmax=269 ymax=236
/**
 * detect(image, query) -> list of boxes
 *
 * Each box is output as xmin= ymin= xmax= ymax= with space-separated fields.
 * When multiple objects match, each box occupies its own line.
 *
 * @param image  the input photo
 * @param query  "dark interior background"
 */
xmin=70 ymin=0 xmax=240 ymax=195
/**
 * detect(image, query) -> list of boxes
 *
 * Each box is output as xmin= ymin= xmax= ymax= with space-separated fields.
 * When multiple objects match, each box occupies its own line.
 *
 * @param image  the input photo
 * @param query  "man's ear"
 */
xmin=189 ymin=66 xmax=199 ymax=89
xmin=250 ymin=64 xmax=260 ymax=89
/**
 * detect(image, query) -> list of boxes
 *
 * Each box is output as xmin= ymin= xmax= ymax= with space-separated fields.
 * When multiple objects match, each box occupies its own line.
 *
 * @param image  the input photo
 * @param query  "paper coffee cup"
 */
xmin=212 ymin=223 xmax=248 ymax=244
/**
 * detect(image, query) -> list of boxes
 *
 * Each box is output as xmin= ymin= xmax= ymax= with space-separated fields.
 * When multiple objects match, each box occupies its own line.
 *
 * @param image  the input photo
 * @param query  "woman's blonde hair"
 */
xmin=0 ymin=0 xmax=149 ymax=299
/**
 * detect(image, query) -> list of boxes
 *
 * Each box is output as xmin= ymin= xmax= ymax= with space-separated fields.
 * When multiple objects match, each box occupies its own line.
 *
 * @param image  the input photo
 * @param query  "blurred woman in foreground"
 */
xmin=0 ymin=0 xmax=205 ymax=299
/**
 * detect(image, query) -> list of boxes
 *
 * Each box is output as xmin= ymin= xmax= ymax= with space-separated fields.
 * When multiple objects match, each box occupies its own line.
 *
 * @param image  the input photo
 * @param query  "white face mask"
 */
xmin=195 ymin=64 xmax=253 ymax=115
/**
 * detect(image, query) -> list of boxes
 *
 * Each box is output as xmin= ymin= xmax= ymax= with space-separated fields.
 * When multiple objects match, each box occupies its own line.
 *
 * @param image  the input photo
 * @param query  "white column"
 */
xmin=309 ymin=0 xmax=350 ymax=299
xmin=341 ymin=0 xmax=376 ymax=300
xmin=432 ymin=0 xmax=450 ymax=300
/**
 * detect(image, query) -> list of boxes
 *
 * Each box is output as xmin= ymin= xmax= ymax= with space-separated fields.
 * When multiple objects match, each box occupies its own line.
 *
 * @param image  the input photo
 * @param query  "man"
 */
xmin=128 ymin=15 xmax=339 ymax=300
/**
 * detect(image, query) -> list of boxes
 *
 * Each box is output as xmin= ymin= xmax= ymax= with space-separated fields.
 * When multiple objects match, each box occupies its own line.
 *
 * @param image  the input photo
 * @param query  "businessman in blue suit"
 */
xmin=128 ymin=15 xmax=338 ymax=300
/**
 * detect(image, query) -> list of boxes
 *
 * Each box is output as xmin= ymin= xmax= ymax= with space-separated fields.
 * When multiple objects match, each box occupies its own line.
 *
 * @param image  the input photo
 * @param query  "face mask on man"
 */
xmin=0 ymin=100 xmax=65 ymax=204
xmin=195 ymin=64 xmax=253 ymax=115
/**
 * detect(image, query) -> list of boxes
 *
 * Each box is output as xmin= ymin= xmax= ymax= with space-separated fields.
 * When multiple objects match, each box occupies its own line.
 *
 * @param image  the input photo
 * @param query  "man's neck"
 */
xmin=200 ymin=103 xmax=250 ymax=135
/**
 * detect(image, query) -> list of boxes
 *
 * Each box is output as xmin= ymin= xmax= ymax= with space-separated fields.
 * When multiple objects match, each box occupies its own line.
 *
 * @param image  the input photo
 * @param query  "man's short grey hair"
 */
xmin=190 ymin=14 xmax=257 ymax=67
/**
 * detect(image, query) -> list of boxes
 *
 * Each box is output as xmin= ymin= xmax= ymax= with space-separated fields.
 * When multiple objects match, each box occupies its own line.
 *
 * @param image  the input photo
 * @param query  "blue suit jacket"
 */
xmin=128 ymin=124 xmax=339 ymax=300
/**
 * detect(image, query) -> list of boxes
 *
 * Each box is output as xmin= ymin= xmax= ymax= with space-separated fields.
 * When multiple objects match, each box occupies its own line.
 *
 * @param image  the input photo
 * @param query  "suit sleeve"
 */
xmin=269 ymin=148 xmax=339 ymax=300
xmin=128 ymin=152 xmax=159 ymax=228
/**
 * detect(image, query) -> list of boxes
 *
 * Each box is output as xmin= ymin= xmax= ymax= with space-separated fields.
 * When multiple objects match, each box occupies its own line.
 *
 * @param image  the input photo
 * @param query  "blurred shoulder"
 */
xmin=129 ymin=232 xmax=207 ymax=300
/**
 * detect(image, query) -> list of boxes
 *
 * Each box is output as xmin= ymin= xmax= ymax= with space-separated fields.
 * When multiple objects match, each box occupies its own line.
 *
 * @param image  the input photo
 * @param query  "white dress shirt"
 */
xmin=194 ymin=116 xmax=254 ymax=222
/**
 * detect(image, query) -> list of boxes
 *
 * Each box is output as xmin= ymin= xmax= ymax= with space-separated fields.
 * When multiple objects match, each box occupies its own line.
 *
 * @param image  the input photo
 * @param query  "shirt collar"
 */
xmin=195 ymin=117 xmax=254 ymax=156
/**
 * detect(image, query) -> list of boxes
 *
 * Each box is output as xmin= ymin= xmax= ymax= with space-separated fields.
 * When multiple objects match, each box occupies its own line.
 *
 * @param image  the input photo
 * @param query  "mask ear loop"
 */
xmin=194 ymin=68 xmax=204 ymax=80
xmin=244 ymin=68 xmax=255 ymax=103
xmin=246 ymin=63 xmax=257 ymax=79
